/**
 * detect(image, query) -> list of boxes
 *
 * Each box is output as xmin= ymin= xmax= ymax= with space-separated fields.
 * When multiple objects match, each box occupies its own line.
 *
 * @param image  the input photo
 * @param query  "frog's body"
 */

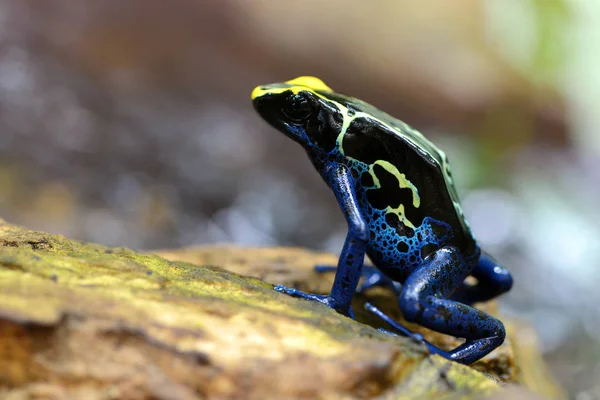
xmin=251 ymin=77 xmax=513 ymax=365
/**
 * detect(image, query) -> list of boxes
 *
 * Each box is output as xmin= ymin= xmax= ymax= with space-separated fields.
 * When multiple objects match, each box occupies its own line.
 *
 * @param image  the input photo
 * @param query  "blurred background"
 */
xmin=0 ymin=0 xmax=597 ymax=396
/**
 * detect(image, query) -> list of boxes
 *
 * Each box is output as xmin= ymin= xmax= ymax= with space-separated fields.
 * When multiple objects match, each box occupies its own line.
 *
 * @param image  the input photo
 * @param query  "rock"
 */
xmin=0 ymin=219 xmax=561 ymax=399
xmin=155 ymin=246 xmax=565 ymax=399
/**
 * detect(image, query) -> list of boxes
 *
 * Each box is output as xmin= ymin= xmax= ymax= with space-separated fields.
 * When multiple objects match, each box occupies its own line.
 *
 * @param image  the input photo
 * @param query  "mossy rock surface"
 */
xmin=0 ymin=219 xmax=563 ymax=399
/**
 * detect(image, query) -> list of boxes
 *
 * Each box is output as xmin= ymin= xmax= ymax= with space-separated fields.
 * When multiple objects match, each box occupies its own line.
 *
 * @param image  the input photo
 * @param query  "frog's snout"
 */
xmin=251 ymin=92 xmax=265 ymax=115
xmin=251 ymin=89 xmax=281 ymax=122
xmin=251 ymin=85 xmax=264 ymax=100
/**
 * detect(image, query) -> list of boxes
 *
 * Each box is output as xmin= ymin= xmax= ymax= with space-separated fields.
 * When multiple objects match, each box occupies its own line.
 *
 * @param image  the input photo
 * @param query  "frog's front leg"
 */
xmin=274 ymin=164 xmax=367 ymax=317
xmin=314 ymin=264 xmax=400 ymax=294
xmin=368 ymin=246 xmax=506 ymax=365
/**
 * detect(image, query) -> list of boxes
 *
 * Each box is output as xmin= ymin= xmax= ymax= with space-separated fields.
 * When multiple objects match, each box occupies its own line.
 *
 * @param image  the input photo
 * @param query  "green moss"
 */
xmin=0 ymin=219 xmax=503 ymax=398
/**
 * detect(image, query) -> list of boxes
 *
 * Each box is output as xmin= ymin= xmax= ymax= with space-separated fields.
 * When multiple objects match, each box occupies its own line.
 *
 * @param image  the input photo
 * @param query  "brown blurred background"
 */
xmin=0 ymin=0 xmax=598 ymax=396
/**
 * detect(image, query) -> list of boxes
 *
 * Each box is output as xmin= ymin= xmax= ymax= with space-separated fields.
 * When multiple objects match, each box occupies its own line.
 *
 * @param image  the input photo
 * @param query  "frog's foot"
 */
xmin=314 ymin=265 xmax=399 ymax=294
xmin=273 ymin=284 xmax=354 ymax=318
xmin=367 ymin=303 xmax=461 ymax=360
xmin=365 ymin=303 xmax=423 ymax=340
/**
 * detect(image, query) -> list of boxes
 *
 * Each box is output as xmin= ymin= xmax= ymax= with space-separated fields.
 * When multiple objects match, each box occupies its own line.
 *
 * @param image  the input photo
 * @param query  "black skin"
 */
xmin=252 ymin=83 xmax=513 ymax=364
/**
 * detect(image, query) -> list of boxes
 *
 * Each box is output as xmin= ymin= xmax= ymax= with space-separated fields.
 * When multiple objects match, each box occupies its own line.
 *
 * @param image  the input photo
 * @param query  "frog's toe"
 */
xmin=365 ymin=302 xmax=417 ymax=338
xmin=274 ymin=285 xmax=356 ymax=317
xmin=273 ymin=284 xmax=298 ymax=295
xmin=378 ymin=327 xmax=398 ymax=336
xmin=273 ymin=285 xmax=328 ymax=303
xmin=314 ymin=265 xmax=337 ymax=273
xmin=346 ymin=306 xmax=356 ymax=320
xmin=410 ymin=332 xmax=425 ymax=343
xmin=377 ymin=327 xmax=424 ymax=344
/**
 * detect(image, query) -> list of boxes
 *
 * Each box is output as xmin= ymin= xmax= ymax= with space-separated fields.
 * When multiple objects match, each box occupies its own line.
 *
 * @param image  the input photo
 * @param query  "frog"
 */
xmin=251 ymin=76 xmax=513 ymax=365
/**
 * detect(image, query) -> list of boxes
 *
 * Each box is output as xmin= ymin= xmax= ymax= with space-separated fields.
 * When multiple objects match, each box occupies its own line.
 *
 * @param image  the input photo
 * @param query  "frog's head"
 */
xmin=252 ymin=77 xmax=343 ymax=155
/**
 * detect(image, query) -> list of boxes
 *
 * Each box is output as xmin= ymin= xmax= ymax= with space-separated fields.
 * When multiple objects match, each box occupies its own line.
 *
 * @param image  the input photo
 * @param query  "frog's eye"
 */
xmin=283 ymin=93 xmax=311 ymax=122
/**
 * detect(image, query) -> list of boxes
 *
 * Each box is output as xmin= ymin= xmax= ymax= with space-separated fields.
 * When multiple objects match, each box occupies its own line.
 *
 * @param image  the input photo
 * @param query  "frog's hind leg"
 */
xmin=315 ymin=264 xmax=399 ymax=293
xmin=366 ymin=246 xmax=506 ymax=365
xmin=451 ymin=252 xmax=513 ymax=305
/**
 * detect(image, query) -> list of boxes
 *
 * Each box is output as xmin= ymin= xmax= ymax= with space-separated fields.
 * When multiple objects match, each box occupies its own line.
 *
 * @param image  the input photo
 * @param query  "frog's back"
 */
xmin=326 ymin=92 xmax=476 ymax=271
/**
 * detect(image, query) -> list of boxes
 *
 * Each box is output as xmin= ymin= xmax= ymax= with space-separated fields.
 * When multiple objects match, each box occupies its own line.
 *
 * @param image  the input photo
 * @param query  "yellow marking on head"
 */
xmin=251 ymin=85 xmax=267 ymax=100
xmin=251 ymin=76 xmax=333 ymax=100
xmin=284 ymin=76 xmax=333 ymax=93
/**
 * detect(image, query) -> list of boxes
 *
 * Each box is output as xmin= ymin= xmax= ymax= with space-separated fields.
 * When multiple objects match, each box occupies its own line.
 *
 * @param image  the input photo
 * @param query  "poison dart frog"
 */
xmin=251 ymin=76 xmax=513 ymax=364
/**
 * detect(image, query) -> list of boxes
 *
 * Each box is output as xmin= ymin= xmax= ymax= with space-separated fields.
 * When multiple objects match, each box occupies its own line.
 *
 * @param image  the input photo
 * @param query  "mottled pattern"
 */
xmin=252 ymin=77 xmax=513 ymax=364
xmin=346 ymin=156 xmax=453 ymax=280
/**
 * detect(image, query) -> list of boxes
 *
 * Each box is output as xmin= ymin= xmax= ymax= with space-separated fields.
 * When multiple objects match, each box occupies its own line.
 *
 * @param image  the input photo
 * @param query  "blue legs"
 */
xmin=289 ymin=246 xmax=510 ymax=364
xmin=277 ymin=264 xmax=394 ymax=319
xmin=315 ymin=264 xmax=400 ymax=294
xmin=274 ymin=164 xmax=367 ymax=317
xmin=367 ymin=247 xmax=506 ymax=365
xmin=451 ymin=252 xmax=513 ymax=305
xmin=316 ymin=251 xmax=512 ymax=304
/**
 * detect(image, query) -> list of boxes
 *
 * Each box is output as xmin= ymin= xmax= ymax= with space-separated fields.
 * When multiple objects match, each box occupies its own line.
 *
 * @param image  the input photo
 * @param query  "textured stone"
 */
xmin=0 ymin=219 xmax=561 ymax=399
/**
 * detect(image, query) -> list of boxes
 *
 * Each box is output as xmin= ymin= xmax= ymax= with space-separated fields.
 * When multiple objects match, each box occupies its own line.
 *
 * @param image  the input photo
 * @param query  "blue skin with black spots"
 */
xmin=252 ymin=78 xmax=513 ymax=365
